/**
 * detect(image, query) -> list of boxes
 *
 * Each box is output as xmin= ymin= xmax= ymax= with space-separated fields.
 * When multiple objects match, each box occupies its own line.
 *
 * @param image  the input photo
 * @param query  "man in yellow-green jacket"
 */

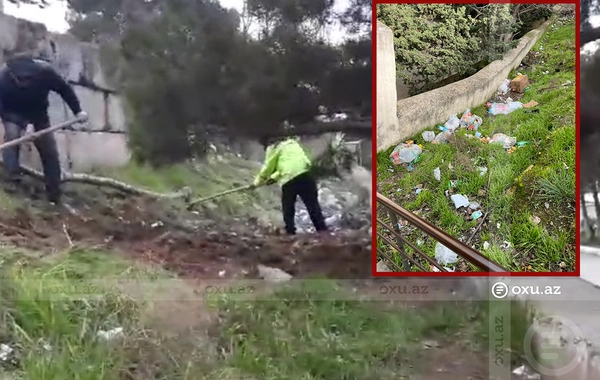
xmin=254 ymin=136 xmax=328 ymax=235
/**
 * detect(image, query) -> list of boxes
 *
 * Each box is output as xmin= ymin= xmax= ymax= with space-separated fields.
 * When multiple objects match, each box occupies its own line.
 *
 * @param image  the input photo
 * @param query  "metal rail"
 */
xmin=376 ymin=192 xmax=507 ymax=273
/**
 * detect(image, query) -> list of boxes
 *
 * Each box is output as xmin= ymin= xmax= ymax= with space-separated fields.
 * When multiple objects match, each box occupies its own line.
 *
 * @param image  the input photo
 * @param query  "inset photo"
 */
xmin=375 ymin=4 xmax=575 ymax=274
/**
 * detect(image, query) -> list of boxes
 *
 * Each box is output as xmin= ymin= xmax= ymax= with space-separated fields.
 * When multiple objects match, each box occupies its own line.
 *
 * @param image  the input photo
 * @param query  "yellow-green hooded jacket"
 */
xmin=254 ymin=137 xmax=312 ymax=187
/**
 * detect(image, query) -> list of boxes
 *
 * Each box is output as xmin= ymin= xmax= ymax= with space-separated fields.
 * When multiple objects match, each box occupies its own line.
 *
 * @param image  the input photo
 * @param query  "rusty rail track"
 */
xmin=376 ymin=192 xmax=507 ymax=273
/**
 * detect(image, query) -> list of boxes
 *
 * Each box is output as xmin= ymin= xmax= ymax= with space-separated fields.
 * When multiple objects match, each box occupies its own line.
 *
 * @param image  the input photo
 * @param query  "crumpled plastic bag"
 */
xmin=433 ymin=167 xmax=441 ymax=181
xmin=443 ymin=114 xmax=460 ymax=132
xmin=459 ymin=108 xmax=483 ymax=131
xmin=487 ymin=101 xmax=523 ymax=115
xmin=422 ymin=131 xmax=435 ymax=142
xmin=432 ymin=131 xmax=452 ymax=144
xmin=489 ymin=133 xmax=517 ymax=149
xmin=450 ymin=194 xmax=469 ymax=209
xmin=390 ymin=143 xmax=422 ymax=165
xmin=435 ymin=243 xmax=459 ymax=265
xmin=497 ymin=79 xmax=510 ymax=95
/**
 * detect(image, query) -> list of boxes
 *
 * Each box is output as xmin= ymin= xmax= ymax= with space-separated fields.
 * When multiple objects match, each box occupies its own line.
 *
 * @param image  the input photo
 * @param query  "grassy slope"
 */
xmin=92 ymin=155 xmax=282 ymax=223
xmin=0 ymin=249 xmax=534 ymax=379
xmin=377 ymin=20 xmax=575 ymax=272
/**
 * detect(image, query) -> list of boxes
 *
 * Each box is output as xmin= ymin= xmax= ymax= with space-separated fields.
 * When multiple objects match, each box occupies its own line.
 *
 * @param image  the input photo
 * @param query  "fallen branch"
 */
xmin=20 ymin=165 xmax=192 ymax=201
xmin=466 ymin=206 xmax=496 ymax=246
xmin=0 ymin=118 xmax=191 ymax=201
xmin=62 ymin=223 xmax=74 ymax=248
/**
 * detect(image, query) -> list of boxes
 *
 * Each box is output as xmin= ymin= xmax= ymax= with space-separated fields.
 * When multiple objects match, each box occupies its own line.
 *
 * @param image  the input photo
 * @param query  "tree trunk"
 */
xmin=581 ymin=188 xmax=594 ymax=237
xmin=501 ymin=4 xmax=520 ymax=43
xmin=593 ymin=182 xmax=600 ymax=239
xmin=20 ymin=165 xmax=192 ymax=200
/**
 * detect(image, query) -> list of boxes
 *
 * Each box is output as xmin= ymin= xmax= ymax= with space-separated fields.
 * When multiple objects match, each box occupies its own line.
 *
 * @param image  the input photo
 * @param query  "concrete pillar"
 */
xmin=376 ymin=21 xmax=399 ymax=152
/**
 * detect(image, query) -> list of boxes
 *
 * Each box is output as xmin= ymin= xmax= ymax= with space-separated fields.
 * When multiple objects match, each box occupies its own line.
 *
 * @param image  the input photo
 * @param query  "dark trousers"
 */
xmin=2 ymin=114 xmax=61 ymax=203
xmin=281 ymin=171 xmax=327 ymax=234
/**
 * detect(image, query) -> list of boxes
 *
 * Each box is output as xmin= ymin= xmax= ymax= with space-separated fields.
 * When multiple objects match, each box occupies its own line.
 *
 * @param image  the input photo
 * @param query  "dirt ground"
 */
xmin=0 ymin=176 xmax=537 ymax=380
xmin=0 ymin=177 xmax=372 ymax=280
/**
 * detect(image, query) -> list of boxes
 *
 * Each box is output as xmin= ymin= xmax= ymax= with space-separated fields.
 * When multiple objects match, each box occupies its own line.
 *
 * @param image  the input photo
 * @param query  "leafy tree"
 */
xmin=377 ymin=3 xmax=554 ymax=95
xmin=10 ymin=0 xmax=370 ymax=166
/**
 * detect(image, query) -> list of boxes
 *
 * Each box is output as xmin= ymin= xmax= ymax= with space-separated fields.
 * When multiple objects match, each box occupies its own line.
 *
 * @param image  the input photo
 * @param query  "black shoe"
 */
xmin=47 ymin=190 xmax=61 ymax=205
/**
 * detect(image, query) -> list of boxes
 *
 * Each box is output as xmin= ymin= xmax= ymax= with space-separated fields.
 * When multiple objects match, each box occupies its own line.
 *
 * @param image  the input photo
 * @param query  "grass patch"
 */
xmin=0 ymin=188 xmax=23 ymax=217
xmin=213 ymin=281 xmax=534 ymax=379
xmin=91 ymin=155 xmax=281 ymax=220
xmin=376 ymin=19 xmax=575 ymax=272
xmin=0 ymin=250 xmax=536 ymax=379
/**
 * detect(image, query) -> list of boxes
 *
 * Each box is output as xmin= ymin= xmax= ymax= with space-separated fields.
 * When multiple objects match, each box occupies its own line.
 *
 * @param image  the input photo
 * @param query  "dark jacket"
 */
xmin=0 ymin=57 xmax=82 ymax=122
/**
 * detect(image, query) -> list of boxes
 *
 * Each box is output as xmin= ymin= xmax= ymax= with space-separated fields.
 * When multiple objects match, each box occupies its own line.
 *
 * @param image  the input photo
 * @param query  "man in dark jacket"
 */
xmin=0 ymin=54 xmax=88 ymax=204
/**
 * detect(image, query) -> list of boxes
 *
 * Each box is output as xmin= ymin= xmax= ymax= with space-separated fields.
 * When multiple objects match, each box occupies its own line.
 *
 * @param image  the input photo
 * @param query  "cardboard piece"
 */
xmin=522 ymin=100 xmax=539 ymax=108
xmin=510 ymin=75 xmax=529 ymax=93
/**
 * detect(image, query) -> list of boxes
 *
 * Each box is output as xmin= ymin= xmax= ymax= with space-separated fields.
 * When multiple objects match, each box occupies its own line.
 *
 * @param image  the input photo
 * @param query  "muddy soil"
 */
xmin=0 ymin=178 xmax=371 ymax=279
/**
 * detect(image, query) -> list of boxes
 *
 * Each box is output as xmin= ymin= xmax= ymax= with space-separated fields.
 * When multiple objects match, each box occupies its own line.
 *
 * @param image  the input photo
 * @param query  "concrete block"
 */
xmin=376 ymin=21 xmax=399 ymax=151
xmin=60 ymin=131 xmax=130 ymax=171
xmin=48 ymin=33 xmax=115 ymax=92
xmin=73 ymin=85 xmax=106 ymax=130
xmin=107 ymin=94 xmax=126 ymax=132
xmin=48 ymin=92 xmax=70 ymax=125
xmin=0 ymin=13 xmax=18 ymax=55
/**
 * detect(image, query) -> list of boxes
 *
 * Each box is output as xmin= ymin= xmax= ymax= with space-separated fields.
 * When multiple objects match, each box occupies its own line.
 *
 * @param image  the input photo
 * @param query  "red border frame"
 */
xmin=372 ymin=1 xmax=580 ymax=277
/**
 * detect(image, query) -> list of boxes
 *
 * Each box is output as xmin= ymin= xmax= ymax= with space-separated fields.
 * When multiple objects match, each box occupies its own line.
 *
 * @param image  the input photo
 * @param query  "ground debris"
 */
xmin=257 ymin=265 xmax=293 ymax=283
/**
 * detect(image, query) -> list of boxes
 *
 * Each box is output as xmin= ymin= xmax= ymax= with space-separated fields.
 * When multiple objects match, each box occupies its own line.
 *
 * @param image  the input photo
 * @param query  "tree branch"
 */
xmin=581 ymin=27 xmax=600 ymax=47
xmin=20 ymin=165 xmax=192 ymax=200
xmin=276 ymin=120 xmax=372 ymax=138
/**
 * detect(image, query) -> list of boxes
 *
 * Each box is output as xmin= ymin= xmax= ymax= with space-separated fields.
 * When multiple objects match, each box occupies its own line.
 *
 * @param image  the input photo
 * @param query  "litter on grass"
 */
xmin=432 ymin=131 xmax=452 ymax=144
xmin=390 ymin=143 xmax=422 ymax=165
xmin=459 ymin=108 xmax=483 ymax=130
xmin=443 ymin=114 xmax=460 ymax=132
xmin=497 ymin=79 xmax=510 ymax=95
xmin=97 ymin=327 xmax=125 ymax=341
xmin=510 ymin=74 xmax=529 ymax=93
xmin=472 ymin=210 xmax=483 ymax=220
xmin=422 ymin=130 xmax=435 ymax=142
xmin=487 ymin=101 xmax=523 ymax=115
xmin=522 ymin=100 xmax=539 ymax=108
xmin=448 ymin=180 xmax=460 ymax=188
xmin=450 ymin=194 xmax=469 ymax=209
xmin=489 ymin=133 xmax=517 ymax=149
xmin=433 ymin=167 xmax=441 ymax=181
xmin=435 ymin=243 xmax=459 ymax=265
xmin=432 ymin=266 xmax=455 ymax=272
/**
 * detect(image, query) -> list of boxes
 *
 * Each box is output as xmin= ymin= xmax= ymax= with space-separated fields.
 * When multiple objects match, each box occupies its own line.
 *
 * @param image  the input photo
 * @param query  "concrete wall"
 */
xmin=376 ymin=19 xmax=553 ymax=152
xmin=376 ymin=21 xmax=399 ymax=152
xmin=0 ymin=12 xmax=130 ymax=172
